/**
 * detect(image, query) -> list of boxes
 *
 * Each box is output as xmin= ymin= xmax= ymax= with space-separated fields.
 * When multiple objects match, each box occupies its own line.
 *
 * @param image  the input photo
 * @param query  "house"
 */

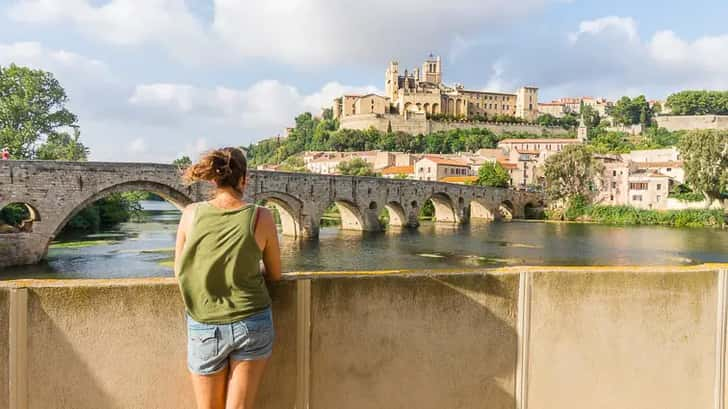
xmin=414 ymin=156 xmax=471 ymax=181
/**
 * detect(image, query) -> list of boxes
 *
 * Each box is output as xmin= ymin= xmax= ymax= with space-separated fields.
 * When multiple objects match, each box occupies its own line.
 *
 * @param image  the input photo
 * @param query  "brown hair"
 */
xmin=183 ymin=147 xmax=248 ymax=193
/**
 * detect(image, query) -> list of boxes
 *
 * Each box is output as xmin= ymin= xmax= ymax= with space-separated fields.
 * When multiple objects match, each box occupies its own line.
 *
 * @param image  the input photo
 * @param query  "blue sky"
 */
xmin=1 ymin=0 xmax=727 ymax=162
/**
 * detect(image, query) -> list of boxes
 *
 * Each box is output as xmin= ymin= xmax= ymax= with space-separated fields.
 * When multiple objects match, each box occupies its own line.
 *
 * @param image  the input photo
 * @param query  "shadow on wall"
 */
xmin=28 ymin=302 xmax=118 ymax=408
xmin=309 ymin=273 xmax=518 ymax=409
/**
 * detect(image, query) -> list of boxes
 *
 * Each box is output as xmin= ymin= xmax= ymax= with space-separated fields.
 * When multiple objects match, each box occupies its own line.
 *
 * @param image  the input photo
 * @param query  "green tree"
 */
xmin=172 ymin=155 xmax=192 ymax=168
xmin=475 ymin=162 xmax=510 ymax=187
xmin=0 ymin=64 xmax=78 ymax=158
xmin=544 ymin=144 xmax=604 ymax=202
xmin=678 ymin=130 xmax=728 ymax=200
xmin=608 ymin=95 xmax=653 ymax=126
xmin=34 ymin=127 xmax=88 ymax=161
xmin=666 ymin=91 xmax=728 ymax=115
xmin=336 ymin=158 xmax=377 ymax=176
xmin=581 ymin=105 xmax=601 ymax=129
xmin=278 ymin=155 xmax=307 ymax=172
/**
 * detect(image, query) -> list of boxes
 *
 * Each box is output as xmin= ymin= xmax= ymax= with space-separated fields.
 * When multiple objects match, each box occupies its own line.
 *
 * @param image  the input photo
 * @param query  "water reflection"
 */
xmin=1 ymin=201 xmax=727 ymax=280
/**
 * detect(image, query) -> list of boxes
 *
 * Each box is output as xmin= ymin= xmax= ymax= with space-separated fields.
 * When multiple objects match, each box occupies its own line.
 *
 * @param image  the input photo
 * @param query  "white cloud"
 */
xmin=8 ymin=0 xmax=562 ymax=65
xmin=0 ymin=41 xmax=379 ymax=162
xmin=128 ymin=80 xmax=381 ymax=130
xmin=482 ymin=16 xmax=728 ymax=101
xmin=8 ymin=0 xmax=213 ymax=62
xmin=569 ymin=16 xmax=638 ymax=43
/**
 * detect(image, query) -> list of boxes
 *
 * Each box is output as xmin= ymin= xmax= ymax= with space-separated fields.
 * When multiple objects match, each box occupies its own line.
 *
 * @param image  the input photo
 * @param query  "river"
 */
xmin=1 ymin=200 xmax=727 ymax=280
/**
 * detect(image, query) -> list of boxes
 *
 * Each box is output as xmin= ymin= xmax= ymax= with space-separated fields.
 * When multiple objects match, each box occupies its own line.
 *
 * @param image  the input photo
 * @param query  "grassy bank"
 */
xmin=549 ymin=203 xmax=725 ymax=228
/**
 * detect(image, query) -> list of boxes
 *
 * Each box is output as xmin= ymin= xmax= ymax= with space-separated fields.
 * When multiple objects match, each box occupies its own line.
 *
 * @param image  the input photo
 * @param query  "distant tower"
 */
xmin=421 ymin=54 xmax=442 ymax=84
xmin=577 ymin=115 xmax=589 ymax=142
xmin=385 ymin=61 xmax=400 ymax=100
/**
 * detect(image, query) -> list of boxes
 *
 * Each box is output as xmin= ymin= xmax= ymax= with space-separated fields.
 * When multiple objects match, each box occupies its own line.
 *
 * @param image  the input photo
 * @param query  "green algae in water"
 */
xmin=140 ymin=248 xmax=174 ymax=254
xmin=50 ymin=240 xmax=119 ymax=249
xmin=158 ymin=260 xmax=174 ymax=268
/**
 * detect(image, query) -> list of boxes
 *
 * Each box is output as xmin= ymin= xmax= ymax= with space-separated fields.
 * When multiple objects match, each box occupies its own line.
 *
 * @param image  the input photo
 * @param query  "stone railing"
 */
xmin=2 ymin=264 xmax=728 ymax=409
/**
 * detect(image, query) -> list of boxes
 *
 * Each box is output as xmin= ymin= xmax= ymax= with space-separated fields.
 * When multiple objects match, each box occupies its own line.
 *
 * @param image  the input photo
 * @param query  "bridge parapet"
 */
xmin=1 ymin=264 xmax=726 ymax=408
xmin=0 ymin=161 xmax=543 ymax=267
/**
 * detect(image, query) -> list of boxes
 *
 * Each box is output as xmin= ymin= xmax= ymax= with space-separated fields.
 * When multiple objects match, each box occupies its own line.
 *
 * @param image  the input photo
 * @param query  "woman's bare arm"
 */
xmin=174 ymin=204 xmax=196 ymax=278
xmin=255 ymin=207 xmax=282 ymax=281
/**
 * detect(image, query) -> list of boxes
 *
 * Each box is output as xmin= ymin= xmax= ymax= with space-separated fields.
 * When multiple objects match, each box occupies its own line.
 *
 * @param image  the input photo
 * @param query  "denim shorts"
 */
xmin=186 ymin=307 xmax=275 ymax=375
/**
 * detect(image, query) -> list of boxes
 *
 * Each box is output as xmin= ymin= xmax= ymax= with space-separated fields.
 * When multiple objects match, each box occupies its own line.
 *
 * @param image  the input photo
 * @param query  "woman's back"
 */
xmin=177 ymin=202 xmax=271 ymax=324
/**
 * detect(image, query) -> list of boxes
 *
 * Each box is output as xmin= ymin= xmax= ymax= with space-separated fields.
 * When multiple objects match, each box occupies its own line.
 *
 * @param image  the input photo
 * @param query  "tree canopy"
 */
xmin=666 ymin=91 xmax=728 ymax=116
xmin=678 ymin=130 xmax=728 ymax=200
xmin=607 ymin=95 xmax=653 ymax=126
xmin=475 ymin=162 xmax=510 ymax=187
xmin=0 ymin=64 xmax=80 ymax=159
xmin=336 ymin=157 xmax=377 ymax=176
xmin=247 ymin=111 xmax=575 ymax=168
xmin=544 ymin=144 xmax=604 ymax=202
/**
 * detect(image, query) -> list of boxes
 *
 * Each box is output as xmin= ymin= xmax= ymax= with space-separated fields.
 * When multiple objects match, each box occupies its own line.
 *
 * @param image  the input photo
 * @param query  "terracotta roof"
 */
xmin=497 ymin=160 xmax=518 ymax=170
xmin=515 ymin=149 xmax=542 ymax=155
xmin=381 ymin=165 xmax=414 ymax=175
xmin=440 ymin=176 xmax=478 ymax=184
xmin=419 ymin=155 xmax=469 ymax=167
xmin=498 ymin=138 xmax=581 ymax=144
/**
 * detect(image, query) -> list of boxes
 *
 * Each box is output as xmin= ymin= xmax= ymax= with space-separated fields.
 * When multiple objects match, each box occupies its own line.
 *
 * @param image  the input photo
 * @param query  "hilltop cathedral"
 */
xmin=333 ymin=55 xmax=540 ymax=123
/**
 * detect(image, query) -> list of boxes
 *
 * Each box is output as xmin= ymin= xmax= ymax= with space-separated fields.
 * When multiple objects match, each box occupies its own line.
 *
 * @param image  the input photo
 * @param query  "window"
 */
xmin=419 ymin=167 xmax=423 ymax=173
xmin=611 ymin=182 xmax=617 ymax=189
xmin=666 ymin=168 xmax=672 ymax=172
xmin=629 ymin=182 xmax=648 ymax=190
xmin=612 ymin=170 xmax=617 ymax=176
xmin=656 ymin=184 xmax=661 ymax=191
xmin=610 ymin=195 xmax=614 ymax=201
xmin=632 ymin=195 xmax=643 ymax=201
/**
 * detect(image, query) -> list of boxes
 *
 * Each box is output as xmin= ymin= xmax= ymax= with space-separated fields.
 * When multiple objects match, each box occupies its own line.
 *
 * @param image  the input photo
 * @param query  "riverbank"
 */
xmin=548 ymin=205 xmax=726 ymax=228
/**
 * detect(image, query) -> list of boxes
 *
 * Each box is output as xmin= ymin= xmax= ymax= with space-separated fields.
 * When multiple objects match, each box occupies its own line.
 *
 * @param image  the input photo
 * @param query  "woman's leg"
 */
xmin=224 ymin=358 xmax=269 ymax=409
xmin=190 ymin=366 xmax=229 ymax=409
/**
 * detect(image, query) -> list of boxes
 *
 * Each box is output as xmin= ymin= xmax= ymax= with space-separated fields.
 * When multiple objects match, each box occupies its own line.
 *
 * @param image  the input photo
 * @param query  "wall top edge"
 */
xmin=1 ymin=263 xmax=726 ymax=289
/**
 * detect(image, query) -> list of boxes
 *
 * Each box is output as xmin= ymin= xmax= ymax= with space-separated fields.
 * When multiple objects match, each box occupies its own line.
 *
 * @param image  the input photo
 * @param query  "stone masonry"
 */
xmin=0 ymin=161 xmax=542 ymax=268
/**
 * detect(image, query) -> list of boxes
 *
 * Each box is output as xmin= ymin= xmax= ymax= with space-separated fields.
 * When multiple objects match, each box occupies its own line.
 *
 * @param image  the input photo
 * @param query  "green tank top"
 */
xmin=177 ymin=202 xmax=271 ymax=324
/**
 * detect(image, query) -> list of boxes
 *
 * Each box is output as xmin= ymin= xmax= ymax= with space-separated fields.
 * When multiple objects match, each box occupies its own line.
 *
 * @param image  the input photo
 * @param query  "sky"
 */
xmin=1 ymin=0 xmax=727 ymax=162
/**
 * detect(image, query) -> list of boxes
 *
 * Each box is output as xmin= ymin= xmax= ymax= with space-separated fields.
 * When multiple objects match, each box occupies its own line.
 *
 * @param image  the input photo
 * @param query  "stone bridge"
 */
xmin=0 ymin=161 xmax=543 ymax=267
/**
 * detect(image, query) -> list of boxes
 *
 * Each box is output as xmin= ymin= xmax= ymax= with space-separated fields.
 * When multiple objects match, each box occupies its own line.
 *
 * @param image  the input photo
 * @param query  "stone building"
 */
xmin=596 ymin=148 xmax=685 ymax=210
xmin=538 ymin=97 xmax=613 ymax=118
xmin=333 ymin=55 xmax=540 ymax=122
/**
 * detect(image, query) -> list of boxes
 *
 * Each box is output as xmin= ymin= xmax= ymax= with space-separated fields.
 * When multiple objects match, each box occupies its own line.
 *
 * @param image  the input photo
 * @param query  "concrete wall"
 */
xmin=340 ymin=113 xmax=569 ymax=136
xmin=2 ymin=265 xmax=728 ymax=409
xmin=309 ymin=274 xmax=519 ymax=409
xmin=655 ymin=115 xmax=728 ymax=131
xmin=0 ymin=287 xmax=8 ymax=409
xmin=1 ymin=279 xmax=297 ymax=409
xmin=527 ymin=269 xmax=718 ymax=409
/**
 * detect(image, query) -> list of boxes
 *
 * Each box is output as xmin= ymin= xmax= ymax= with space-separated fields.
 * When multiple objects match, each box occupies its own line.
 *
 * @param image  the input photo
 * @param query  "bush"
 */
xmin=560 ymin=202 xmax=724 ymax=228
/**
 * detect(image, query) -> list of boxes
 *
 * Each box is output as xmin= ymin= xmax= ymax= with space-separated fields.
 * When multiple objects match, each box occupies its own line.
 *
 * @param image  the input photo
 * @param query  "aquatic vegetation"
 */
xmin=50 ymin=240 xmax=118 ymax=249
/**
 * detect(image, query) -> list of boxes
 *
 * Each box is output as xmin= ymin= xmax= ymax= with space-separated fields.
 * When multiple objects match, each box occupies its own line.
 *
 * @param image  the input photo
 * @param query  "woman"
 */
xmin=175 ymin=147 xmax=282 ymax=409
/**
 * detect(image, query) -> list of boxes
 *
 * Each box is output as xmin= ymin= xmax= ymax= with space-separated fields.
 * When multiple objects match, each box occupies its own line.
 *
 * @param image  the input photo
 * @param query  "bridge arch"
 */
xmin=524 ymin=201 xmax=544 ymax=220
xmin=470 ymin=200 xmax=495 ymax=221
xmin=383 ymin=201 xmax=408 ymax=227
xmin=253 ymin=191 xmax=303 ymax=237
xmin=0 ymin=202 xmax=41 ymax=233
xmin=426 ymin=192 xmax=459 ymax=223
xmin=498 ymin=200 xmax=515 ymax=221
xmin=51 ymin=180 xmax=193 ymax=238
